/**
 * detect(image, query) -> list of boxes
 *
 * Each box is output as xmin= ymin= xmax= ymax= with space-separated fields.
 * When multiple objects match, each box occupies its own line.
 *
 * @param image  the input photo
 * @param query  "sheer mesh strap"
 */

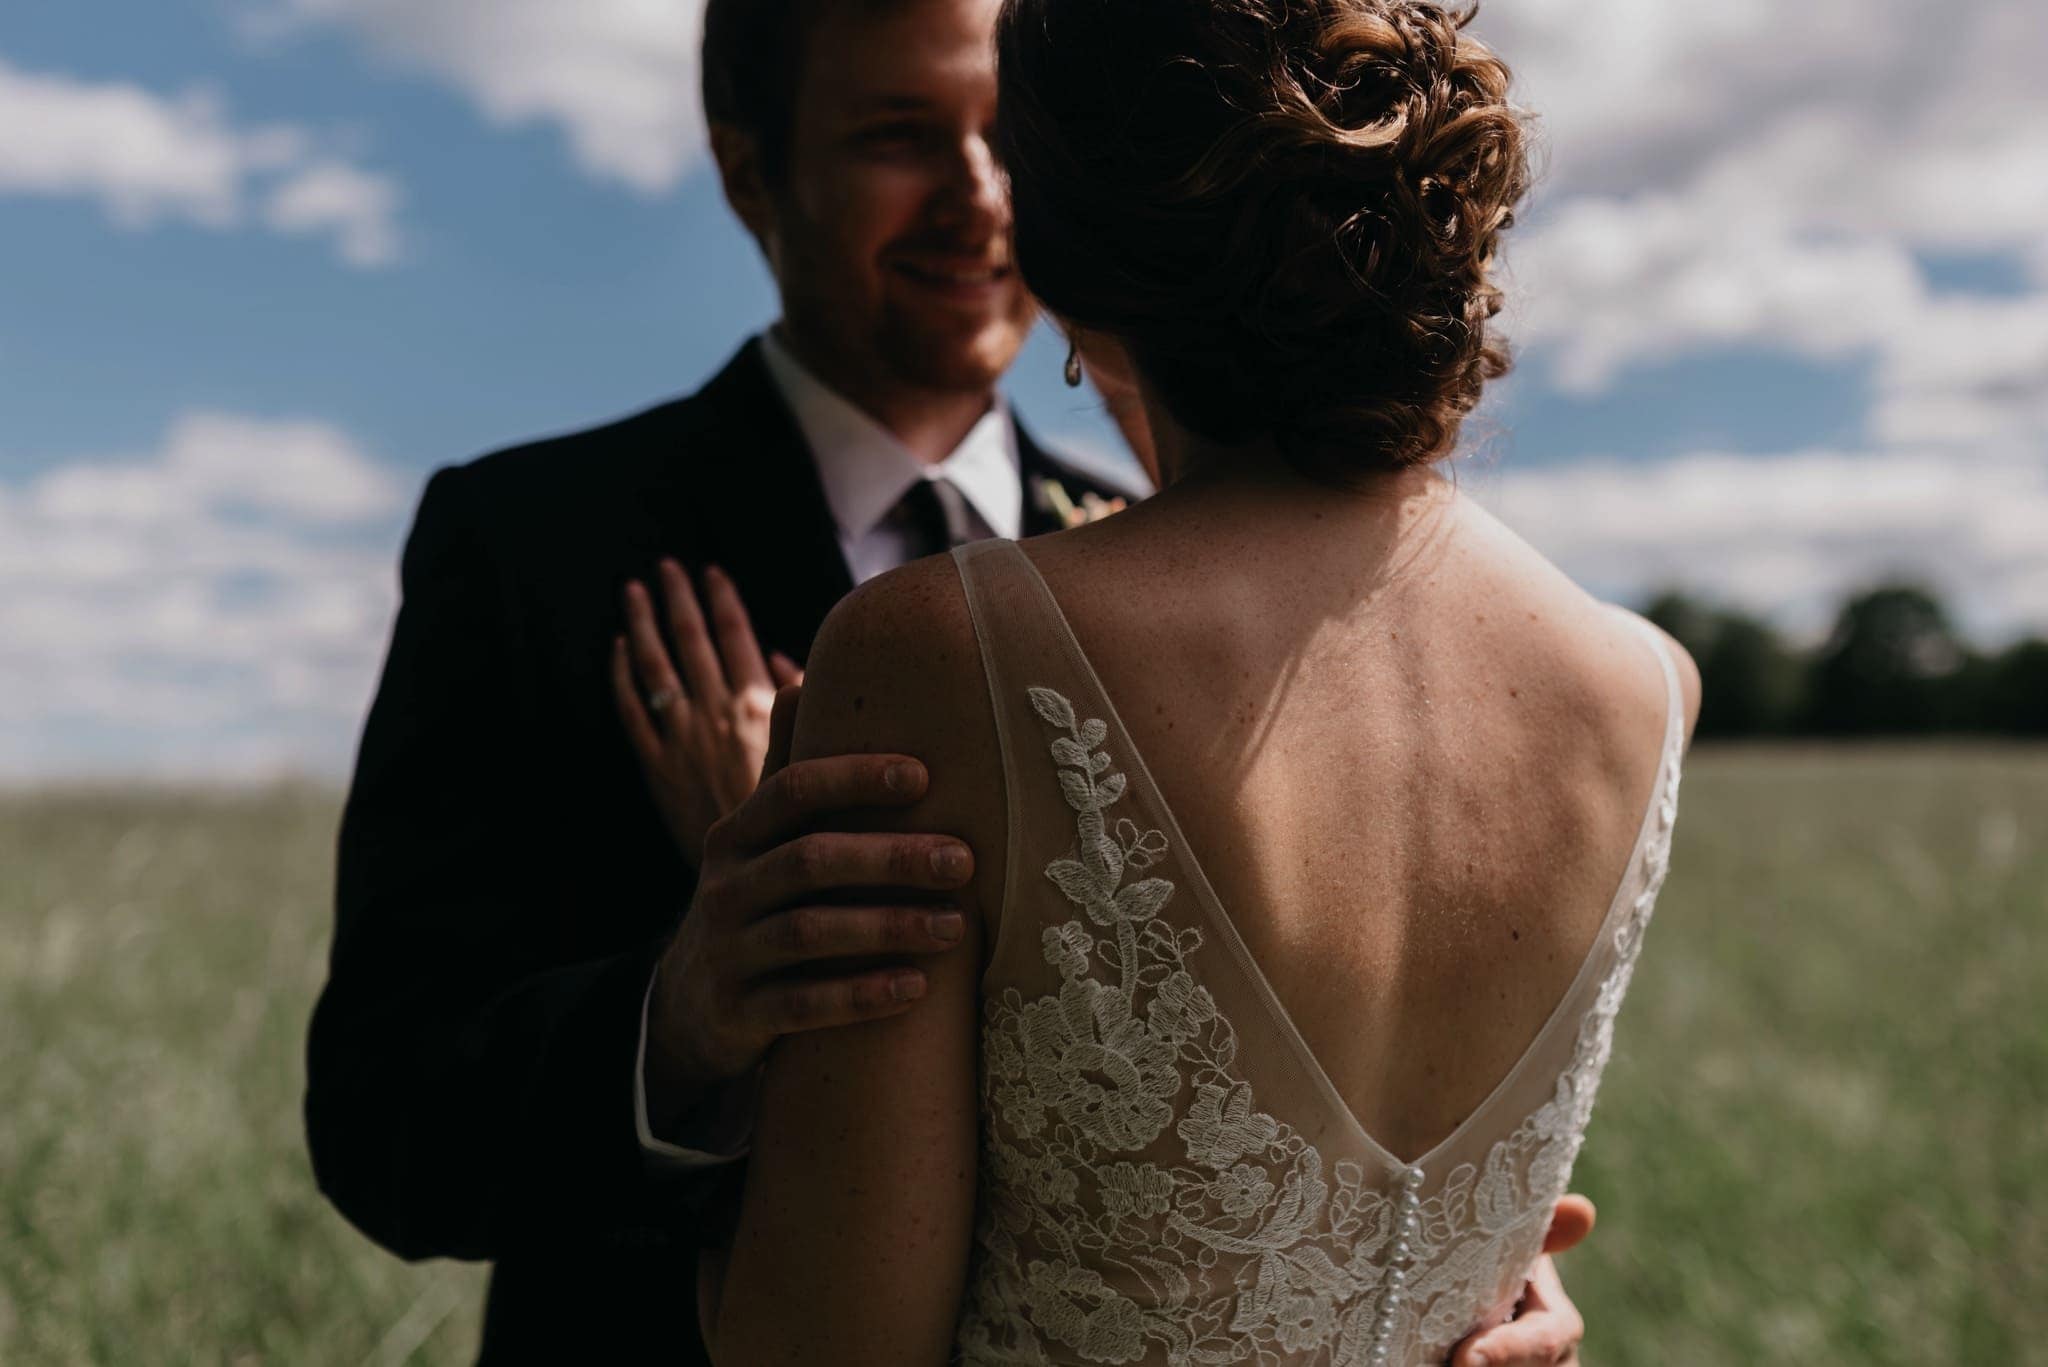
xmin=1631 ymin=612 xmax=1686 ymax=760
xmin=949 ymin=539 xmax=1080 ymax=979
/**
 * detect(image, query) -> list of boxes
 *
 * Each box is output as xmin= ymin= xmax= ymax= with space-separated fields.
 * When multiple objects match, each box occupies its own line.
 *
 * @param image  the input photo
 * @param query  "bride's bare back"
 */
xmin=1015 ymin=467 xmax=1699 ymax=1164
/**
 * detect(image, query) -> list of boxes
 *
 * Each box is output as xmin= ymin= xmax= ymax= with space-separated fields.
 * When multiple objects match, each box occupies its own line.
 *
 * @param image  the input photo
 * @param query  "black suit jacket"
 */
xmin=305 ymin=340 xmax=1139 ymax=1364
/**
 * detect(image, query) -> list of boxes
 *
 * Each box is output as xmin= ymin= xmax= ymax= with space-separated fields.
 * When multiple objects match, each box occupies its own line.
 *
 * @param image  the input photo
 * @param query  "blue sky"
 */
xmin=1 ymin=0 xmax=2043 ymax=778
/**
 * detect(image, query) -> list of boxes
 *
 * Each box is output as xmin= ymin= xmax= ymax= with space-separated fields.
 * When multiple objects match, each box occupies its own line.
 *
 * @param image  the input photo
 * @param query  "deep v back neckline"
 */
xmin=998 ymin=538 xmax=1684 ymax=1174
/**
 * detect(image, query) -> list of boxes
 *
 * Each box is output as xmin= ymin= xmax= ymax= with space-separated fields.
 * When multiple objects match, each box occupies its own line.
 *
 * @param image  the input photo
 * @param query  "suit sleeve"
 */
xmin=304 ymin=464 xmax=740 ymax=1262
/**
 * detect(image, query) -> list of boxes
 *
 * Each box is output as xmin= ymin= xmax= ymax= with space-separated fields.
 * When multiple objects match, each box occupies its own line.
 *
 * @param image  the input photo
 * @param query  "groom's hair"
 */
xmin=702 ymin=0 xmax=899 ymax=183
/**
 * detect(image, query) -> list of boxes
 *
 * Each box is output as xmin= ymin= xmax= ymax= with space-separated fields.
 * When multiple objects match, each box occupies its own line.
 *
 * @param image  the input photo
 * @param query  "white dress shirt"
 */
xmin=761 ymin=327 xmax=1023 ymax=581
xmin=635 ymin=330 xmax=1023 ymax=1165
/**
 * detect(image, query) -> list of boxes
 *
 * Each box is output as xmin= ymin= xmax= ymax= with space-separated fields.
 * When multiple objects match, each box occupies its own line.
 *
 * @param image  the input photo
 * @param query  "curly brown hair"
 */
xmin=996 ymin=0 xmax=1530 ymax=483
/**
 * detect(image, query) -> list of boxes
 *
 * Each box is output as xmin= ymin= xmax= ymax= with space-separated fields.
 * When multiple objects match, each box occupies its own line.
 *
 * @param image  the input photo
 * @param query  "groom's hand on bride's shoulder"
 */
xmin=640 ymin=677 xmax=976 ymax=1118
xmin=614 ymin=558 xmax=974 ymax=1111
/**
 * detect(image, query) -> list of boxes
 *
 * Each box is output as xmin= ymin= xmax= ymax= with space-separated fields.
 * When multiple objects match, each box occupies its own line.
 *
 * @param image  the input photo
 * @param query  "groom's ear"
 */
xmin=710 ymin=123 xmax=777 ymax=256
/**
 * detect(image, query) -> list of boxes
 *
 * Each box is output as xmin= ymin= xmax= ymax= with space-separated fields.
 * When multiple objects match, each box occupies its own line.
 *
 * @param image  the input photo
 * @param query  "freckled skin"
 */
xmin=1003 ymin=470 xmax=1701 ymax=1161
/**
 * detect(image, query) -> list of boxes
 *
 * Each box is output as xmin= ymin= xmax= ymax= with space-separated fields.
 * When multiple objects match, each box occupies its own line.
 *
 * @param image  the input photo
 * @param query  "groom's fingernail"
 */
xmin=884 ymin=761 xmax=924 ymax=794
xmin=931 ymin=844 xmax=971 ymax=881
xmin=891 ymin=972 xmax=926 ymax=1002
xmin=930 ymin=913 xmax=964 ymax=943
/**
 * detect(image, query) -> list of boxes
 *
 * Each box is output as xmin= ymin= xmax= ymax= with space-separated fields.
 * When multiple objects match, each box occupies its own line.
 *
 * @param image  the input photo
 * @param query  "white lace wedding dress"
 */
xmin=945 ymin=539 xmax=1684 ymax=1366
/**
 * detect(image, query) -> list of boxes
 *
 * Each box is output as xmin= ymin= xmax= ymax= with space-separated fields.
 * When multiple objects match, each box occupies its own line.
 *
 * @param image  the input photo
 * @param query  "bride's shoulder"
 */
xmin=1443 ymin=489 xmax=1702 ymax=745
xmin=812 ymin=552 xmax=977 ymax=665
xmin=794 ymin=553 xmax=986 ymax=757
xmin=1601 ymin=605 xmax=1704 ymax=745
xmin=792 ymin=554 xmax=1007 ymax=900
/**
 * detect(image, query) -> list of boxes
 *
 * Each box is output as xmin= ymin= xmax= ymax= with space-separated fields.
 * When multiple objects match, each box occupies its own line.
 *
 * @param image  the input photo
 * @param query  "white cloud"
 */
xmin=1469 ymin=4 xmax=2048 ymax=648
xmin=249 ymin=0 xmax=707 ymax=193
xmin=1472 ymin=444 xmax=2048 ymax=644
xmin=263 ymin=158 xmax=402 ymax=267
xmin=1506 ymin=198 xmax=1929 ymax=394
xmin=1473 ymin=0 xmax=2048 ymax=443
xmin=0 ymin=414 xmax=409 ymax=780
xmin=1870 ymin=291 xmax=2048 ymax=448
xmin=0 ymin=55 xmax=404 ymax=267
xmin=1474 ymin=0 xmax=2046 ymax=238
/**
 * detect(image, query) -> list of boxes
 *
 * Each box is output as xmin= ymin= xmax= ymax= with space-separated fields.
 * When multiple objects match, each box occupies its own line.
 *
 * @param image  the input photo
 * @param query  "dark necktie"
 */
xmin=897 ymin=475 xmax=981 ymax=558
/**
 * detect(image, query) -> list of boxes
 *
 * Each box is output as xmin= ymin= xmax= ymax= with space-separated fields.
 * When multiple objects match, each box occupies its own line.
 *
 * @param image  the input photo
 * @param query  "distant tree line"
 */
xmin=1642 ymin=584 xmax=2048 ymax=738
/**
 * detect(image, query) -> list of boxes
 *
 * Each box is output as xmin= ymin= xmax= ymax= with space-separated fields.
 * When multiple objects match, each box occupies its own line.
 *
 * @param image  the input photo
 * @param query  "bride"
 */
xmin=692 ymin=0 xmax=1699 ymax=1361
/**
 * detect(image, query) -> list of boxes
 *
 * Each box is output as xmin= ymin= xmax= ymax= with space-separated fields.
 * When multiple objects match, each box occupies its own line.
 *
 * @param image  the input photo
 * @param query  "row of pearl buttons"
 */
xmin=1367 ymin=1164 xmax=1427 ymax=1365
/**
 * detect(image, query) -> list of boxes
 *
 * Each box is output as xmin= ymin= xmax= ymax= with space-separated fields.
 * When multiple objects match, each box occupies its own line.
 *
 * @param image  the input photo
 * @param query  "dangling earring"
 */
xmin=1063 ymin=342 xmax=1083 ymax=388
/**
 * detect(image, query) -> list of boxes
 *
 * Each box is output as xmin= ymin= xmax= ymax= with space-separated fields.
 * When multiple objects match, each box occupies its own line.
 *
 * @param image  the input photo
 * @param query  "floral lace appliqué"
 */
xmin=956 ymin=687 xmax=1678 ymax=1365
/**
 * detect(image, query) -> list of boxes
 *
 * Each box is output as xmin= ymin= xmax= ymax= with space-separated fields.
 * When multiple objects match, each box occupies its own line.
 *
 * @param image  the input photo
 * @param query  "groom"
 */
xmin=304 ymin=0 xmax=1132 ymax=1359
xmin=306 ymin=0 xmax=1591 ymax=1362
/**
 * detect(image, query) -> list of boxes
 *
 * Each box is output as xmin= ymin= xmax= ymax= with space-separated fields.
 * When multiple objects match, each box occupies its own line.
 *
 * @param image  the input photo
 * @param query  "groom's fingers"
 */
xmin=747 ymin=831 xmax=975 ymax=910
xmin=749 ymin=903 xmax=966 ymax=968
xmin=1451 ymin=1255 xmax=1582 ymax=1367
xmin=1542 ymin=1195 xmax=1596 ymax=1256
xmin=718 ymin=752 xmax=929 ymax=852
xmin=748 ymin=965 xmax=928 ymax=1036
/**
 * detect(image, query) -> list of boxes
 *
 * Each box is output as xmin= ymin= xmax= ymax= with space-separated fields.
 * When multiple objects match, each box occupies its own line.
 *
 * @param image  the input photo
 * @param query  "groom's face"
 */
xmin=746 ymin=0 xmax=1034 ymax=399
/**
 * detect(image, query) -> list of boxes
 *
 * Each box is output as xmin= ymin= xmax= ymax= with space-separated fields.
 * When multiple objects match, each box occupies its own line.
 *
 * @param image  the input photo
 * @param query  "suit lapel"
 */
xmin=647 ymin=341 xmax=855 ymax=661
xmin=1015 ymin=419 xmax=1148 ymax=535
xmin=1016 ymin=422 xmax=1071 ymax=537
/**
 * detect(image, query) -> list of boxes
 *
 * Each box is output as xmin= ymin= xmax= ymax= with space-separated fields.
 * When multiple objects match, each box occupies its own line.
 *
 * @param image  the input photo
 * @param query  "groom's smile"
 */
xmin=889 ymin=249 xmax=1018 ymax=302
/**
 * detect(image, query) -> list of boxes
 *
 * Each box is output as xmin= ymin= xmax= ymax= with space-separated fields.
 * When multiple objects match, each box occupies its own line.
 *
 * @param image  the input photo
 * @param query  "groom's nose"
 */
xmin=931 ymin=132 xmax=1007 ymax=235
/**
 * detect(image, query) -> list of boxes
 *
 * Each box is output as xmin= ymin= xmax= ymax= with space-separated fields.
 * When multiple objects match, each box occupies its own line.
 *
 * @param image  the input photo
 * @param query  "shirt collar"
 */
xmin=757 ymin=328 xmax=1022 ymax=543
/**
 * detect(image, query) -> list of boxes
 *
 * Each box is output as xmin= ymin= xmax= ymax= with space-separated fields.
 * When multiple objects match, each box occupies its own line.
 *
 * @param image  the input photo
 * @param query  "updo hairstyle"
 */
xmin=996 ymin=0 xmax=1530 ymax=483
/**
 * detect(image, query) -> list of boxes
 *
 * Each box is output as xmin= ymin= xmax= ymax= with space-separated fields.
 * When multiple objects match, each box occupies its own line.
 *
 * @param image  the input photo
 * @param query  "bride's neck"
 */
xmin=1139 ymin=386 xmax=1446 ymax=517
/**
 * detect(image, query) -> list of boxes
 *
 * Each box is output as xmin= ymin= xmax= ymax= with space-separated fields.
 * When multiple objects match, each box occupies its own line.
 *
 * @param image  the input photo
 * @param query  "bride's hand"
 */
xmin=1446 ymin=1195 xmax=1594 ymax=1366
xmin=611 ymin=559 xmax=803 ymax=867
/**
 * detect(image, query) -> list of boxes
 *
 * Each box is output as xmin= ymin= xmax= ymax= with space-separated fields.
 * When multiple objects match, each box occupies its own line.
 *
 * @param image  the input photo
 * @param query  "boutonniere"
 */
xmin=1037 ymin=476 xmax=1129 ymax=528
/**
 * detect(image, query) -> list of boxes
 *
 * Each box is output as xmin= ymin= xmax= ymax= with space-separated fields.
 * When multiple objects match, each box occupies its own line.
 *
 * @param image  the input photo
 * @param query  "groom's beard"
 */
xmin=871 ymin=229 xmax=1038 ymax=395
xmin=874 ymin=280 xmax=1038 ymax=396
xmin=771 ymin=215 xmax=1037 ymax=402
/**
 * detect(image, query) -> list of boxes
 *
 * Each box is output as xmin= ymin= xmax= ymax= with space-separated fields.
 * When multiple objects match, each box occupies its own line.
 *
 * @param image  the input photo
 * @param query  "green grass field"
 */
xmin=3 ymin=748 xmax=2042 ymax=1364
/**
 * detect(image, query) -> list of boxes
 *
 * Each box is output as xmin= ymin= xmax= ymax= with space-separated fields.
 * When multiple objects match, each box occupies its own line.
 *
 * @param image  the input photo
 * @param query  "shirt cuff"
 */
xmin=635 ymin=968 xmax=754 ymax=1167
